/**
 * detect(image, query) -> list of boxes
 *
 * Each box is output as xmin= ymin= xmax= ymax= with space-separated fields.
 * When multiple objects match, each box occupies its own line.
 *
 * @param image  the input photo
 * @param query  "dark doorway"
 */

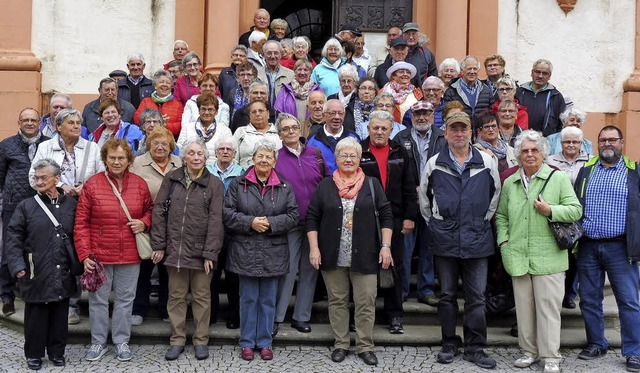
xmin=261 ymin=1 xmax=332 ymax=62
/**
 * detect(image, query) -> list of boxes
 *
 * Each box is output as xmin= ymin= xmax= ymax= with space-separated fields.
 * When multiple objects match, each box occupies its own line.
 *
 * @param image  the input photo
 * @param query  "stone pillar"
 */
xmin=435 ymin=0 xmax=468 ymax=64
xmin=415 ymin=0 xmax=438 ymax=55
xmin=468 ymin=0 xmax=499 ymax=79
xmin=239 ymin=0 xmax=260 ymax=35
xmin=0 ymin=1 xmax=41 ymax=140
xmin=175 ymin=0 xmax=206 ymax=59
xmin=620 ymin=0 xmax=640 ymax=160
xmin=203 ymin=0 xmax=242 ymax=75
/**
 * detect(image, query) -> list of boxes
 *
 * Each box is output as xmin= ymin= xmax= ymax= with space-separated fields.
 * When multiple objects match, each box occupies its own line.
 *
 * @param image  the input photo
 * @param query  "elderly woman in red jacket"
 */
xmin=74 ymin=138 xmax=153 ymax=363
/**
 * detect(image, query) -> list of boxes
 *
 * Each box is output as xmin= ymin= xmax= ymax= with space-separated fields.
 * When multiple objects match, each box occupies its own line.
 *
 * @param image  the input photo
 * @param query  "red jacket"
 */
xmin=74 ymin=171 xmax=154 ymax=265
xmin=173 ymin=76 xmax=201 ymax=106
xmin=134 ymin=97 xmax=184 ymax=138
xmin=490 ymin=99 xmax=529 ymax=130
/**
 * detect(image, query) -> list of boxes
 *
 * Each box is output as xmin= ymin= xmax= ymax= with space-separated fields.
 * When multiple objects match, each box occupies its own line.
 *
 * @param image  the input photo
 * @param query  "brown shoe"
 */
xmin=417 ymin=294 xmax=439 ymax=307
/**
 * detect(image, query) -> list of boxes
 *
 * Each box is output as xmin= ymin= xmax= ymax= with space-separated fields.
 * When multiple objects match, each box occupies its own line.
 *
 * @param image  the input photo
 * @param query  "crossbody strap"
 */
xmin=539 ymin=169 xmax=557 ymax=196
xmin=33 ymin=195 xmax=67 ymax=238
xmin=77 ymin=141 xmax=92 ymax=184
xmin=104 ymin=171 xmax=133 ymax=222
xmin=368 ymin=177 xmax=382 ymax=245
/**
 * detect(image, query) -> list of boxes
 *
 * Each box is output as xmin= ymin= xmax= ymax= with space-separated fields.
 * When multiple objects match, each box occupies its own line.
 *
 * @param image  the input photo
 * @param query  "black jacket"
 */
xmin=117 ymin=76 xmax=153 ymax=109
xmin=406 ymin=45 xmax=438 ymax=83
xmin=327 ymin=92 xmax=357 ymax=135
xmin=81 ymin=97 xmax=136 ymax=133
xmin=516 ymin=82 xmax=566 ymax=136
xmin=394 ymin=126 xmax=447 ymax=183
xmin=374 ymin=57 xmax=423 ymax=90
xmin=238 ymin=27 xmax=279 ymax=48
xmin=219 ymin=66 xmax=238 ymax=103
xmin=306 ymin=176 xmax=393 ymax=274
xmin=0 ymin=133 xmax=49 ymax=214
xmin=443 ymin=78 xmax=495 ymax=128
xmin=6 ymin=192 xmax=77 ymax=303
xmin=359 ymin=138 xmax=418 ymax=221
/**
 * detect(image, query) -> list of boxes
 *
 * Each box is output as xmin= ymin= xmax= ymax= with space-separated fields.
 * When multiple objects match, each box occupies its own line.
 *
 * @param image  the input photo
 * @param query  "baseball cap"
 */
xmin=444 ymin=112 xmax=471 ymax=129
xmin=402 ymin=22 xmax=420 ymax=33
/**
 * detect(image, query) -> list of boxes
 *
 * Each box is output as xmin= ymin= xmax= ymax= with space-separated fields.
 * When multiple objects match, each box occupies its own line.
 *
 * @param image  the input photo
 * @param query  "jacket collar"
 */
xmin=169 ymin=166 xmax=212 ymax=187
xmin=507 ymin=163 xmax=554 ymax=185
xmin=435 ymin=144 xmax=485 ymax=170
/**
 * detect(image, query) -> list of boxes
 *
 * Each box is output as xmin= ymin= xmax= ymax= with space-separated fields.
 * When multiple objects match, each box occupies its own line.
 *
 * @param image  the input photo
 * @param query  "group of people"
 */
xmin=0 ymin=7 xmax=638 ymax=373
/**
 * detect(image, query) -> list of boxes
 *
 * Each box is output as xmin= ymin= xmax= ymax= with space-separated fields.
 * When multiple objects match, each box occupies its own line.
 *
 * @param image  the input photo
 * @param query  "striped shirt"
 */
xmin=583 ymin=158 xmax=628 ymax=239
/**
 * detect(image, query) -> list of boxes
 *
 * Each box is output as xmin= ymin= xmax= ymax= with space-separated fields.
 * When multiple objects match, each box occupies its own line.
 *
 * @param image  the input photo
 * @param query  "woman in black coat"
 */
xmin=307 ymin=137 xmax=394 ymax=366
xmin=5 ymin=159 xmax=78 ymax=370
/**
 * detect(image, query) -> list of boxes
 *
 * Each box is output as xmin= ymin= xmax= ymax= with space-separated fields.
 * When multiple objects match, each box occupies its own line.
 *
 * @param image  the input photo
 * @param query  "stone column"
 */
xmin=175 ymin=0 xmax=206 ymax=59
xmin=203 ymin=0 xmax=242 ymax=75
xmin=435 ymin=0 xmax=468 ymax=64
xmin=0 ymin=1 xmax=42 ymax=139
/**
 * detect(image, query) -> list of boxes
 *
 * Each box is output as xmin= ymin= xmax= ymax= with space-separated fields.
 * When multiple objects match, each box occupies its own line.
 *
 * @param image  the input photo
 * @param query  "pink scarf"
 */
xmin=332 ymin=168 xmax=365 ymax=199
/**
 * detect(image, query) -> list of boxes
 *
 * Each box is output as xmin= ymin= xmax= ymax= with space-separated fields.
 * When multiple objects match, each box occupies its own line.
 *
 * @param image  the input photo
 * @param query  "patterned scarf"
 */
xmin=232 ymin=87 xmax=248 ymax=119
xmin=18 ymin=130 xmax=41 ymax=161
xmin=338 ymin=90 xmax=354 ymax=107
xmin=477 ymin=137 xmax=508 ymax=160
xmin=332 ymin=167 xmax=365 ymax=199
xmin=353 ymin=97 xmax=374 ymax=131
xmin=384 ymin=81 xmax=415 ymax=105
xmin=291 ymin=80 xmax=314 ymax=100
xmin=195 ymin=119 xmax=217 ymax=143
xmin=57 ymin=135 xmax=77 ymax=185
xmin=151 ymin=91 xmax=174 ymax=104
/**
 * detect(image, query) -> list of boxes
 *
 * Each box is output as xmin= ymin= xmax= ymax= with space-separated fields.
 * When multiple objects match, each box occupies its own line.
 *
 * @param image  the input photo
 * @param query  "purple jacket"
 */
xmin=275 ymin=142 xmax=327 ymax=224
xmin=273 ymin=82 xmax=322 ymax=119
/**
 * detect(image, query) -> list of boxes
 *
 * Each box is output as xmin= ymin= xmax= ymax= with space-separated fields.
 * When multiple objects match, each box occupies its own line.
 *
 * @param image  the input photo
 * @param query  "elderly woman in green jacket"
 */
xmin=496 ymin=130 xmax=582 ymax=373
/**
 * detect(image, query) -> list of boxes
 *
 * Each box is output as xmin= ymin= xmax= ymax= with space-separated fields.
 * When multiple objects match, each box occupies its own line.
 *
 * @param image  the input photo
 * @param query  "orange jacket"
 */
xmin=134 ymin=97 xmax=184 ymax=138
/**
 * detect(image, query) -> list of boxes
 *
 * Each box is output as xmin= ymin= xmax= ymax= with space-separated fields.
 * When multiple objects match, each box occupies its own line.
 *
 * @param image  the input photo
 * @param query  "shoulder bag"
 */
xmin=105 ymin=172 xmax=152 ymax=260
xmin=368 ymin=177 xmax=396 ymax=289
xmin=539 ymin=169 xmax=584 ymax=250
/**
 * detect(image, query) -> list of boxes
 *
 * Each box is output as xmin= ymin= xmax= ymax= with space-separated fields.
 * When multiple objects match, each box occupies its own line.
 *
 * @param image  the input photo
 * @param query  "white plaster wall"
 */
xmin=498 ymin=0 xmax=635 ymax=113
xmin=32 ymin=0 xmax=176 ymax=94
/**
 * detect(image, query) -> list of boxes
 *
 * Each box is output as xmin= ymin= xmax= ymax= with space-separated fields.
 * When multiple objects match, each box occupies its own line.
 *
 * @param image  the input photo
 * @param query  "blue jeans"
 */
xmin=435 ymin=255 xmax=488 ymax=353
xmin=239 ymin=275 xmax=279 ymax=349
xmin=402 ymin=218 xmax=435 ymax=298
xmin=577 ymin=238 xmax=640 ymax=356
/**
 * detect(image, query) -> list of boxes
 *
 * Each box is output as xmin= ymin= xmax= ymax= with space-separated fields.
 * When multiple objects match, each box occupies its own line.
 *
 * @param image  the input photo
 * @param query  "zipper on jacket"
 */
xmin=176 ymin=184 xmax=192 ymax=271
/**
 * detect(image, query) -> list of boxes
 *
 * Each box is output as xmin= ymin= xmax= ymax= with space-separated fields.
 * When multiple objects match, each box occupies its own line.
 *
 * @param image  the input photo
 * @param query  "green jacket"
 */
xmin=496 ymin=164 xmax=582 ymax=276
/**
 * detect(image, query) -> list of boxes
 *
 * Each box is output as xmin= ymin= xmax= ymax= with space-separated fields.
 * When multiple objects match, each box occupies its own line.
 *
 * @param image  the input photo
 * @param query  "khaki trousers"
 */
xmin=512 ymin=272 xmax=564 ymax=364
xmin=321 ymin=268 xmax=377 ymax=353
xmin=167 ymin=267 xmax=212 ymax=346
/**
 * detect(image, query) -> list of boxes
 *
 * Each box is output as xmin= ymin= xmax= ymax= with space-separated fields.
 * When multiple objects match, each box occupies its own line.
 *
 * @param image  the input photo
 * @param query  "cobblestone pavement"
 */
xmin=0 ymin=323 xmax=630 ymax=372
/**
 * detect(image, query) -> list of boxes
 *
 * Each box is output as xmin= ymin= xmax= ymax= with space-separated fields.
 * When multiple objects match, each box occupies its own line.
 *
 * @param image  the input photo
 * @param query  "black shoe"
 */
xmin=463 ymin=350 xmax=497 ymax=369
xmin=26 ymin=358 xmax=42 ymax=370
xmin=48 ymin=355 xmax=65 ymax=367
xmin=510 ymin=323 xmax=518 ymax=337
xmin=165 ymin=345 xmax=184 ymax=361
xmin=437 ymin=344 xmax=459 ymax=364
xmin=389 ymin=317 xmax=404 ymax=334
xmin=194 ymin=345 xmax=209 ymax=360
xmin=578 ymin=344 xmax=608 ymax=360
xmin=627 ymin=356 xmax=640 ymax=372
xmin=272 ymin=322 xmax=279 ymax=337
xmin=358 ymin=351 xmax=378 ymax=366
xmin=331 ymin=348 xmax=348 ymax=362
xmin=562 ymin=298 xmax=577 ymax=309
xmin=226 ymin=319 xmax=239 ymax=329
xmin=2 ymin=299 xmax=15 ymax=316
xmin=291 ymin=320 xmax=312 ymax=333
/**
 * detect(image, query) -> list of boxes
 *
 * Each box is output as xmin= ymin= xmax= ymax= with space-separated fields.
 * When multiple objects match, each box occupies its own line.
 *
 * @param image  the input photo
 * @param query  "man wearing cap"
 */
xmin=82 ymin=77 xmax=136 ymax=133
xmin=403 ymin=76 xmax=447 ymax=129
xmin=419 ymin=112 xmax=500 ymax=369
xmin=109 ymin=70 xmax=127 ymax=82
xmin=374 ymin=38 xmax=421 ymax=89
xmin=239 ymin=8 xmax=278 ymax=48
xmin=369 ymin=27 xmax=402 ymax=77
xmin=402 ymin=23 xmax=438 ymax=83
xmin=443 ymin=55 xmax=495 ymax=129
xmin=335 ymin=24 xmax=362 ymax=44
xmin=395 ymin=101 xmax=446 ymax=307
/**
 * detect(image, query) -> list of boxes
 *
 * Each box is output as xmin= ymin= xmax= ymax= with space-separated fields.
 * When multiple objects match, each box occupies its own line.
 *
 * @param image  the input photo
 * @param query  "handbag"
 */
xmin=368 ymin=177 xmax=395 ymax=289
xmin=105 ymin=172 xmax=152 ymax=260
xmin=80 ymin=253 xmax=107 ymax=292
xmin=33 ymin=195 xmax=84 ymax=276
xmin=539 ymin=170 xmax=584 ymax=250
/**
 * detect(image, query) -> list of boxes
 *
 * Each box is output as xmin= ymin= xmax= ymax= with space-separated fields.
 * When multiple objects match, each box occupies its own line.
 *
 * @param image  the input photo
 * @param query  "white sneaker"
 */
xmin=544 ymin=362 xmax=560 ymax=373
xmin=85 ymin=344 xmax=108 ymax=361
xmin=68 ymin=312 xmax=80 ymax=325
xmin=131 ymin=315 xmax=143 ymax=326
xmin=514 ymin=355 xmax=539 ymax=368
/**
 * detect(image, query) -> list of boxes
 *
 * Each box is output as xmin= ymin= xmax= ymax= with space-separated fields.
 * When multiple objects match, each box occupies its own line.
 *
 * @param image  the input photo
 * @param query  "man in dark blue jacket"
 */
xmin=419 ymin=112 xmax=501 ymax=370
xmin=516 ymin=59 xmax=565 ymax=136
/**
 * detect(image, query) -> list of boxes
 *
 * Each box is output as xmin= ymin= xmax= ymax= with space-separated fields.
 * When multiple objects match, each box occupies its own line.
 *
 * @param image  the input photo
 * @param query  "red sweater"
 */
xmin=134 ymin=97 xmax=184 ymax=138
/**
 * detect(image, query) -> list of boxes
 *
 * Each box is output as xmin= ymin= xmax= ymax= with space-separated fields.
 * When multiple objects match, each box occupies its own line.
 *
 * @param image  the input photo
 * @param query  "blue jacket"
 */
xmin=402 ymin=102 xmax=445 ymax=129
xmin=419 ymin=145 xmax=501 ymax=258
xmin=89 ymin=121 xmax=144 ymax=152
xmin=307 ymin=128 xmax=358 ymax=174
xmin=311 ymin=57 xmax=348 ymax=96
xmin=207 ymin=161 xmax=244 ymax=194
xmin=575 ymin=156 xmax=640 ymax=261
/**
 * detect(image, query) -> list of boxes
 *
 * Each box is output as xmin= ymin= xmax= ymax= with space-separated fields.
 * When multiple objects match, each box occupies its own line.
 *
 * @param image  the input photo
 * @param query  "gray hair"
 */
xmin=181 ymin=52 xmax=201 ymax=69
xmin=460 ymin=56 xmax=479 ymax=70
xmin=321 ymin=38 xmax=343 ymax=58
xmin=180 ymin=140 xmax=210 ymax=160
xmin=167 ymin=60 xmax=184 ymax=71
xmin=368 ymin=110 xmax=394 ymax=126
xmin=532 ymin=59 xmax=553 ymax=74
xmin=560 ymin=126 xmax=584 ymax=141
xmin=292 ymin=36 xmax=310 ymax=49
xmin=54 ymin=108 xmax=82 ymax=127
xmin=560 ymin=107 xmax=587 ymax=124
xmin=497 ymin=76 xmax=517 ymax=90
xmin=249 ymin=81 xmax=268 ymax=93
xmin=32 ymin=158 xmax=61 ymax=177
xmin=280 ymin=38 xmax=293 ymax=50
xmin=174 ymin=40 xmax=189 ymax=49
xmin=127 ymin=52 xmax=145 ymax=65
xmin=498 ymin=99 xmax=517 ymax=110
xmin=213 ymin=135 xmax=238 ymax=153
xmin=50 ymin=93 xmax=73 ymax=108
xmin=513 ymin=130 xmax=550 ymax=164
xmin=338 ymin=64 xmax=359 ymax=81
xmin=263 ymin=40 xmax=282 ymax=54
xmin=231 ymin=44 xmax=248 ymax=55
xmin=252 ymin=139 xmax=278 ymax=160
xmin=248 ymin=31 xmax=267 ymax=45
xmin=98 ymin=77 xmax=117 ymax=90
xmin=275 ymin=113 xmax=300 ymax=132
xmin=271 ymin=18 xmax=288 ymax=29
xmin=422 ymin=76 xmax=445 ymax=90
xmin=334 ymin=137 xmax=362 ymax=160
xmin=439 ymin=58 xmax=460 ymax=75
xmin=139 ymin=108 xmax=165 ymax=126
xmin=152 ymin=69 xmax=173 ymax=87
xmin=373 ymin=92 xmax=395 ymax=106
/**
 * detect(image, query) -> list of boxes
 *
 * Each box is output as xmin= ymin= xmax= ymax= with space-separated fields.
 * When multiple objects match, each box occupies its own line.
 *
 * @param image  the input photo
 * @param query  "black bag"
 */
xmin=485 ymin=262 xmax=515 ymax=314
xmin=368 ymin=178 xmax=395 ymax=289
xmin=539 ymin=170 xmax=584 ymax=250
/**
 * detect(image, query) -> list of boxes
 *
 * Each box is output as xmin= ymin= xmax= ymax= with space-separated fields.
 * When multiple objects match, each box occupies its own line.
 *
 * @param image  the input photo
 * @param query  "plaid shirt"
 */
xmin=583 ymin=157 xmax=628 ymax=239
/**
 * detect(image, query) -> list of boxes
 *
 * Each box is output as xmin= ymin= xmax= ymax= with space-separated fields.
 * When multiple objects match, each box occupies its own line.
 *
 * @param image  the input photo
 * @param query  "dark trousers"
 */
xmin=211 ymin=237 xmax=240 ymax=324
xmin=0 ymin=210 xmax=16 ymax=302
xmin=132 ymin=259 xmax=168 ymax=319
xmin=435 ymin=255 xmax=489 ymax=353
xmin=564 ymin=250 xmax=578 ymax=301
xmin=381 ymin=218 xmax=405 ymax=320
xmin=24 ymin=298 xmax=69 ymax=358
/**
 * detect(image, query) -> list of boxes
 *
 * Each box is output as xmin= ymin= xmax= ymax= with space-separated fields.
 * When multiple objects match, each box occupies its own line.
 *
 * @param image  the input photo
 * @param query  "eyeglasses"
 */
xmin=521 ymin=148 xmax=540 ymax=155
xmin=20 ymin=118 xmax=38 ymax=124
xmin=143 ymin=119 xmax=161 ymax=125
xmin=561 ymin=140 xmax=581 ymax=145
xmin=217 ymin=147 xmax=234 ymax=153
xmin=423 ymin=88 xmax=442 ymax=93
xmin=482 ymin=124 xmax=498 ymax=130
xmin=338 ymin=154 xmax=359 ymax=160
xmin=499 ymin=109 xmax=516 ymax=114
xmin=34 ymin=175 xmax=53 ymax=182
xmin=340 ymin=79 xmax=355 ymax=84
xmin=533 ymin=69 xmax=551 ymax=77
xmin=151 ymin=141 xmax=169 ymax=148
xmin=280 ymin=125 xmax=300 ymax=133
xmin=413 ymin=110 xmax=434 ymax=117
xmin=598 ymin=138 xmax=621 ymax=145
xmin=238 ymin=72 xmax=254 ymax=77
xmin=254 ymin=154 xmax=275 ymax=161
xmin=376 ymin=104 xmax=394 ymax=109
xmin=486 ymin=63 xmax=502 ymax=68
xmin=497 ymin=87 xmax=513 ymax=92
xmin=185 ymin=62 xmax=200 ymax=69
xmin=325 ymin=111 xmax=345 ymax=117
